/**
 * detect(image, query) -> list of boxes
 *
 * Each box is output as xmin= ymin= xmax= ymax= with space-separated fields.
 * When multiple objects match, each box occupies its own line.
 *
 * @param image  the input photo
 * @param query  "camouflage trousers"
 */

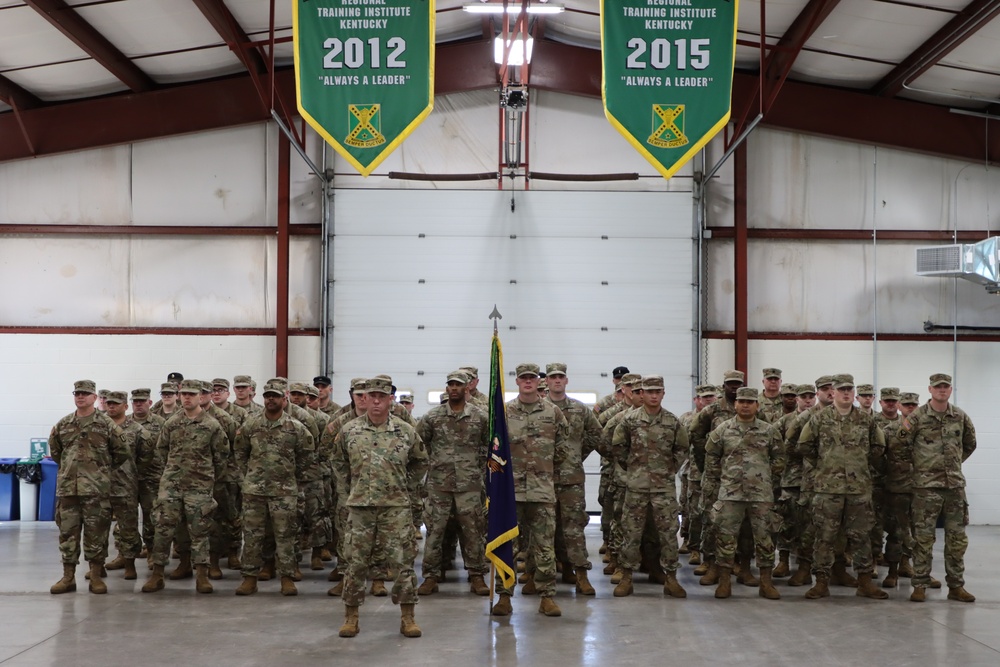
xmin=598 ymin=463 xmax=611 ymax=540
xmin=869 ymin=487 xmax=885 ymax=557
xmin=911 ymin=488 xmax=969 ymax=589
xmin=554 ymin=483 xmax=591 ymax=569
xmin=619 ymin=490 xmax=680 ymax=573
xmin=685 ymin=477 xmax=703 ymax=551
xmin=605 ymin=480 xmax=626 ymax=561
xmin=56 ymin=495 xmax=112 ymax=565
xmin=810 ymin=492 xmax=875 ymax=576
xmin=208 ymin=482 xmax=241 ymax=556
xmin=108 ymin=494 xmax=141 ymax=559
xmin=498 ymin=501 xmax=556 ymax=598
xmin=421 ymin=487 xmax=485 ymax=579
xmin=882 ymin=491 xmax=913 ymax=564
xmin=776 ymin=487 xmax=808 ymax=553
xmin=343 ymin=506 xmax=417 ymax=607
xmin=138 ymin=482 xmax=158 ymax=551
xmin=302 ymin=479 xmax=332 ymax=549
xmin=241 ymin=494 xmax=298 ymax=578
xmin=712 ymin=499 xmax=777 ymax=569
xmin=151 ymin=491 xmax=217 ymax=567
xmin=679 ymin=473 xmax=690 ymax=540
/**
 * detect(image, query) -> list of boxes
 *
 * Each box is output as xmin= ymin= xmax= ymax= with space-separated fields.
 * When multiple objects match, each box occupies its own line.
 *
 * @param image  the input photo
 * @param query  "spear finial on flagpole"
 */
xmin=489 ymin=305 xmax=502 ymax=334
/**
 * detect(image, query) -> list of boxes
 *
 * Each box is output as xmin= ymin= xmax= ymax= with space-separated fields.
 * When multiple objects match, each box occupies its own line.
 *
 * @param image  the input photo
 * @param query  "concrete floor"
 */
xmin=1 ymin=522 xmax=998 ymax=667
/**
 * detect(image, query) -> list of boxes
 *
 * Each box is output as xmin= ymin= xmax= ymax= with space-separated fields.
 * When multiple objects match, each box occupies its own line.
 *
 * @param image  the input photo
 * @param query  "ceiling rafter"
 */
xmin=191 ymin=0 xmax=269 ymax=76
xmin=871 ymin=0 xmax=1000 ymax=97
xmin=23 ymin=0 xmax=156 ymax=93
xmin=0 ymin=75 xmax=43 ymax=110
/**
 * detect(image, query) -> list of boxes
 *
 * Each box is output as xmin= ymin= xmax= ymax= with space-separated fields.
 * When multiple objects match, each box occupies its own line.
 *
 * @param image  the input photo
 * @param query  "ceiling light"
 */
xmin=463 ymin=3 xmax=565 ymax=14
xmin=494 ymin=36 xmax=534 ymax=66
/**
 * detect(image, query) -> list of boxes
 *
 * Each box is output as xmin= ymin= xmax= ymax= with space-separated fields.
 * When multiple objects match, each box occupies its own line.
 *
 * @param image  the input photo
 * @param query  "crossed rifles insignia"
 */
xmin=648 ymin=104 xmax=689 ymax=149
xmin=345 ymin=104 xmax=387 ymax=148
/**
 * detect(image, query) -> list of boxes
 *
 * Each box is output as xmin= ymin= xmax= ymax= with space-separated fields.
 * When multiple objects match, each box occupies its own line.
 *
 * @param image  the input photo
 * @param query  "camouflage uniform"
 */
xmin=322 ymin=406 xmax=366 ymax=565
xmin=593 ymin=391 xmax=618 ymax=416
xmin=797 ymin=404 xmax=884 ymax=577
xmin=611 ymin=402 xmax=688 ymax=574
xmin=49 ymin=409 xmax=129 ymax=565
xmin=690 ymin=394 xmax=739 ymax=562
xmin=496 ymin=397 xmax=569 ymax=598
xmin=107 ymin=418 xmax=150 ymax=560
xmin=894 ymin=396 xmax=976 ymax=589
xmin=703 ymin=415 xmax=783 ymax=569
xmin=332 ymin=413 xmax=428 ymax=608
xmin=759 ymin=394 xmax=784 ymax=424
xmin=235 ymin=411 xmax=313 ymax=578
xmin=781 ymin=401 xmax=825 ymax=561
xmin=150 ymin=411 xmax=227 ymax=567
xmin=201 ymin=401 xmax=242 ymax=558
xmin=416 ymin=401 xmax=490 ymax=579
xmin=132 ymin=411 xmax=165 ymax=552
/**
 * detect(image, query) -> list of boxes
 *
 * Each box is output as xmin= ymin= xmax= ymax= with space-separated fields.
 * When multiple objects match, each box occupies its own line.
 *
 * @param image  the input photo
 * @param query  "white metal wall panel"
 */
xmin=0 ymin=146 xmax=132 ymax=224
xmin=289 ymin=236 xmax=321 ymax=328
xmin=132 ymin=125 xmax=268 ymax=226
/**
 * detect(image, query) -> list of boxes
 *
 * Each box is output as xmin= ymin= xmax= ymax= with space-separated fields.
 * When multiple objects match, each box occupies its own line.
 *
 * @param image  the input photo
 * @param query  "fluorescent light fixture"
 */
xmin=463 ymin=3 xmax=565 ymax=14
xmin=494 ymin=36 xmax=533 ymax=65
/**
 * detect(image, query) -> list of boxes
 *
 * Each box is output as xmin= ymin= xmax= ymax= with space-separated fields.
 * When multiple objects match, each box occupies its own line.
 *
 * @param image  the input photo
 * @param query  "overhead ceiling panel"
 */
xmin=133 ymin=45 xmax=244 ymax=84
xmin=738 ymin=0 xmax=813 ymax=38
xmin=936 ymin=18 xmax=1000 ymax=72
xmin=0 ymin=5 xmax=91 ymax=70
xmin=245 ymin=27 xmax=294 ymax=66
xmin=901 ymin=63 xmax=1000 ymax=104
xmin=225 ymin=0 xmax=292 ymax=32
xmin=3 ymin=59 xmax=127 ymax=101
xmin=74 ymin=0 xmax=230 ymax=57
xmin=785 ymin=50 xmax=894 ymax=88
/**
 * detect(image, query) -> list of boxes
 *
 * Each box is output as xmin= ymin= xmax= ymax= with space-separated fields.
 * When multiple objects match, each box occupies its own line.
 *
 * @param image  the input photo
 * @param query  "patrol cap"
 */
xmin=160 ymin=382 xmax=177 ymax=394
xmin=250 ymin=380 xmax=257 ymax=391
xmin=373 ymin=374 xmax=393 ymax=385
xmin=696 ymin=384 xmax=717 ymax=397
xmin=350 ymin=378 xmax=368 ymax=392
xmin=856 ymin=384 xmax=874 ymax=396
xmin=763 ymin=368 xmax=782 ymax=379
xmin=167 ymin=372 xmax=184 ymax=383
xmin=98 ymin=389 xmax=110 ymax=400
xmin=723 ymin=370 xmax=745 ymax=384
xmin=537 ymin=379 xmax=548 ymax=391
xmin=200 ymin=380 xmax=213 ymax=393
xmin=735 ymin=387 xmax=759 ymax=402
xmin=74 ymin=380 xmax=97 ymax=394
xmin=398 ymin=394 xmax=414 ymax=405
xmin=313 ymin=375 xmax=332 ymax=386
xmin=233 ymin=375 xmax=252 ymax=387
xmin=546 ymin=363 xmax=567 ymax=377
xmin=305 ymin=385 xmax=318 ymax=398
xmin=460 ymin=366 xmax=479 ymax=379
xmin=779 ymin=383 xmax=797 ymax=395
xmin=796 ymin=384 xmax=817 ymax=396
xmin=929 ymin=373 xmax=952 ymax=387
xmin=620 ymin=373 xmax=642 ymax=387
xmin=612 ymin=366 xmax=630 ymax=379
xmin=131 ymin=388 xmax=151 ymax=401
xmin=367 ymin=377 xmax=393 ymax=394
xmin=289 ymin=382 xmax=309 ymax=395
xmin=516 ymin=363 xmax=540 ymax=378
xmin=179 ymin=379 xmax=202 ymax=394
xmin=815 ymin=375 xmax=835 ymax=389
xmin=212 ymin=378 xmax=230 ymax=390
xmin=900 ymin=392 xmax=920 ymax=405
xmin=262 ymin=380 xmax=286 ymax=397
xmin=880 ymin=387 xmax=901 ymax=400
xmin=105 ymin=391 xmax=127 ymax=404
xmin=833 ymin=374 xmax=855 ymax=389
xmin=446 ymin=370 xmax=469 ymax=384
xmin=640 ymin=375 xmax=664 ymax=391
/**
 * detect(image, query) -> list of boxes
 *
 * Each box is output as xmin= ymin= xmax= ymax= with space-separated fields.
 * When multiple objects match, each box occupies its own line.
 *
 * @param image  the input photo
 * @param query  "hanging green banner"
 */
xmin=293 ymin=0 xmax=435 ymax=177
xmin=601 ymin=0 xmax=738 ymax=179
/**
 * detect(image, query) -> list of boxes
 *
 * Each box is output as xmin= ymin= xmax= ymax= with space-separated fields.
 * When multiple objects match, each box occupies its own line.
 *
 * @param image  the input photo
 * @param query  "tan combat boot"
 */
xmin=292 ymin=564 xmax=303 ymax=582
xmin=235 ymin=575 xmax=258 ymax=596
xmin=169 ymin=552 xmax=193 ymax=580
xmin=664 ymin=572 xmax=687 ymax=598
xmin=521 ymin=573 xmax=537 ymax=595
xmin=772 ymin=550 xmax=790 ymax=578
xmin=688 ymin=549 xmax=702 ymax=566
xmin=603 ymin=558 xmax=616 ymax=576
xmin=50 ymin=564 xmax=77 ymax=594
xmin=613 ymin=568 xmax=634 ymax=597
xmin=538 ymin=597 xmax=562 ymax=617
xmin=370 ymin=579 xmax=387 ymax=596
xmin=142 ymin=564 xmax=165 ymax=593
xmin=805 ymin=573 xmax=830 ymax=599
xmin=909 ymin=586 xmax=926 ymax=602
xmin=280 ymin=576 xmax=298 ymax=596
xmin=831 ymin=558 xmax=857 ymax=587
xmin=856 ymin=572 xmax=888 ymax=599
xmin=88 ymin=562 xmax=108 ymax=594
xmin=208 ymin=554 xmax=224 ymax=580
xmin=83 ymin=564 xmax=107 ymax=580
xmin=105 ymin=555 xmax=126 ymax=570
xmin=714 ymin=567 xmax=732 ymax=599
xmin=736 ymin=555 xmax=759 ymax=586
xmin=610 ymin=567 xmax=624 ymax=585
xmin=123 ymin=558 xmax=137 ymax=581
xmin=258 ymin=559 xmax=275 ymax=581
xmin=561 ymin=563 xmax=577 ymax=585
xmin=948 ymin=587 xmax=976 ymax=603
xmin=599 ymin=541 xmax=607 ymax=555
xmin=678 ymin=538 xmax=690 ymax=555
xmin=787 ymin=559 xmax=812 ymax=587
xmin=328 ymin=566 xmax=343 ymax=582
xmin=491 ymin=593 xmax=513 ymax=616
xmin=400 ymin=603 xmax=422 ymax=637
xmin=699 ymin=561 xmax=720 ymax=586
xmin=693 ymin=557 xmax=711 ymax=577
xmin=321 ymin=546 xmax=334 ymax=562
xmin=417 ymin=577 xmax=439 ymax=595
xmin=327 ymin=580 xmax=344 ymax=596
xmin=758 ymin=566 xmax=780 ymax=600
xmin=882 ymin=562 xmax=899 ymax=588
xmin=469 ymin=574 xmax=490 ymax=596
xmin=310 ymin=547 xmax=325 ymax=571
xmin=898 ymin=556 xmax=915 ymax=578
xmin=195 ymin=564 xmax=214 ymax=593
xmin=929 ymin=575 xmax=942 ymax=589
xmin=227 ymin=548 xmax=242 ymax=570
xmin=575 ymin=567 xmax=595 ymax=596
xmin=339 ymin=605 xmax=360 ymax=637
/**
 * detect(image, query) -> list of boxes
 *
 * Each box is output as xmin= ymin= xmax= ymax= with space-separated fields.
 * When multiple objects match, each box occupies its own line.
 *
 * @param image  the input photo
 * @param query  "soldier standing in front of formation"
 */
xmin=233 ymin=379 xmax=313 ymax=597
xmin=896 ymin=374 xmax=977 ymax=603
xmin=797 ymin=374 xmax=887 ymax=600
xmin=610 ymin=376 xmax=688 ymax=599
xmin=49 ymin=380 xmax=129 ymax=595
xmin=332 ymin=377 xmax=428 ymax=638
xmin=702 ymin=387 xmax=784 ymax=600
xmin=142 ymin=380 xmax=226 ymax=594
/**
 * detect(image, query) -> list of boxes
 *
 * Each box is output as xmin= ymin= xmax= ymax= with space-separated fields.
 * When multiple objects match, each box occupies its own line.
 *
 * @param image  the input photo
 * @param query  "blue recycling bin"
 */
xmin=39 ymin=459 xmax=58 ymax=521
xmin=0 ymin=458 xmax=19 ymax=521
